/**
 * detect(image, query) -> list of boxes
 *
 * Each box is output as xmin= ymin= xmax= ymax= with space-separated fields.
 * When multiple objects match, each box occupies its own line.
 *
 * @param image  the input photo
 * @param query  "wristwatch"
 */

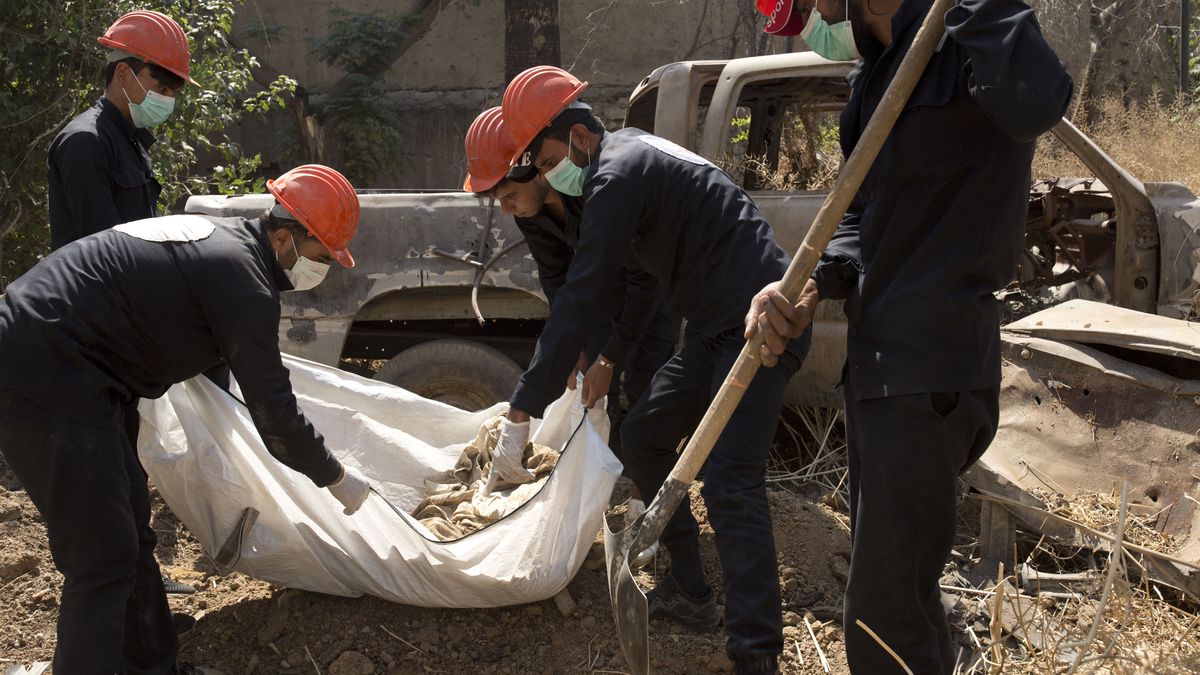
xmin=596 ymin=355 xmax=615 ymax=369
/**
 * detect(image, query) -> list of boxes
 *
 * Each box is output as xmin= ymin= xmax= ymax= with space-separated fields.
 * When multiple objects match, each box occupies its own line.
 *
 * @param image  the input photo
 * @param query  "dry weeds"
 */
xmin=954 ymin=571 xmax=1200 ymax=674
xmin=771 ymin=408 xmax=1200 ymax=674
xmin=1034 ymin=95 xmax=1200 ymax=193
xmin=741 ymin=94 xmax=1200 ymax=197
xmin=1030 ymin=487 xmax=1179 ymax=554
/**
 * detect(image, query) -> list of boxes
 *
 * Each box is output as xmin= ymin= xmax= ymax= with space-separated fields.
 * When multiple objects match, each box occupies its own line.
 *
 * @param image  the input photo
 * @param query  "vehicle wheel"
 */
xmin=373 ymin=339 xmax=524 ymax=411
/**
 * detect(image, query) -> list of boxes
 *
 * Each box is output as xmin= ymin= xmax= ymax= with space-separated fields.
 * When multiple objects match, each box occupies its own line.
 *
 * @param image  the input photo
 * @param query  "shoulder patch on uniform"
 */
xmin=114 ymin=214 xmax=217 ymax=242
xmin=637 ymin=135 xmax=714 ymax=167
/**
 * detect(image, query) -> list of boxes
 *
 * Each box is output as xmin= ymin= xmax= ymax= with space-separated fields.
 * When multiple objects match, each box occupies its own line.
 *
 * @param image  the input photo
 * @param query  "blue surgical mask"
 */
xmin=123 ymin=73 xmax=175 ymax=129
xmin=801 ymin=0 xmax=861 ymax=62
xmin=544 ymin=137 xmax=589 ymax=197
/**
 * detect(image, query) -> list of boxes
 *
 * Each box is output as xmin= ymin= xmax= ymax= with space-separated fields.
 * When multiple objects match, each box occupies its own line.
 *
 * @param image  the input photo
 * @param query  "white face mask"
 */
xmin=280 ymin=233 xmax=330 ymax=291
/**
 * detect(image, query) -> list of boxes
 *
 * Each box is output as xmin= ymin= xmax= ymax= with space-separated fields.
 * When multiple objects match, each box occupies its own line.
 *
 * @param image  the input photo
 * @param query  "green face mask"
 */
xmin=801 ymin=0 xmax=861 ymax=62
xmin=123 ymin=73 xmax=176 ymax=129
xmin=544 ymin=136 xmax=589 ymax=197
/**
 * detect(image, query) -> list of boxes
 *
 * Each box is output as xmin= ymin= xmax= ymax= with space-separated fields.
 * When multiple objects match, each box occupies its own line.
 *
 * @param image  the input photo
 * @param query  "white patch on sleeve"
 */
xmin=114 ymin=214 xmax=217 ymax=242
xmin=637 ymin=135 xmax=714 ymax=167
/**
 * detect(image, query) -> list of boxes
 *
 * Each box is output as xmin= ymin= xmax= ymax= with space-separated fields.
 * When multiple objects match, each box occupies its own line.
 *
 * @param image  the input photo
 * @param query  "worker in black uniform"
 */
xmin=497 ymin=66 xmax=810 ymax=675
xmin=48 ymin=9 xmax=192 ymax=249
xmin=746 ymin=1 xmax=1072 ymax=672
xmin=47 ymin=10 xmax=197 ymax=600
xmin=0 ymin=164 xmax=372 ymax=674
xmin=48 ymin=8 xmax=218 ymax=599
xmin=463 ymin=106 xmax=676 ymax=563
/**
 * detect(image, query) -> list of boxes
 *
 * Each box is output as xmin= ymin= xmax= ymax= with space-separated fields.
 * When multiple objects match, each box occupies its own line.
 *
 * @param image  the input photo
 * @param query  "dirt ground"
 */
xmin=0 ymin=463 xmax=856 ymax=674
xmin=4 ymin=466 xmax=1198 ymax=674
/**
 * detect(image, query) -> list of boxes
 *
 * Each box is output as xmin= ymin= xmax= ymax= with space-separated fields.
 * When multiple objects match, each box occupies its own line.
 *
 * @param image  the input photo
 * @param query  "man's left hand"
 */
xmin=327 ymin=465 xmax=371 ymax=515
xmin=581 ymin=356 xmax=615 ymax=408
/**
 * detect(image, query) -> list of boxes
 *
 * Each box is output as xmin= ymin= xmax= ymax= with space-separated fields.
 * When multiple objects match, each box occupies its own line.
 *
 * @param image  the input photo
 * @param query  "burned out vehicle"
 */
xmin=186 ymin=52 xmax=1200 ymax=412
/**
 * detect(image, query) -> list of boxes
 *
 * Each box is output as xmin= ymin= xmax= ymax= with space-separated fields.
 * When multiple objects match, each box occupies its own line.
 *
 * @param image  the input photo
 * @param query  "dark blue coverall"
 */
xmin=48 ymin=97 xmax=161 ymax=250
xmin=0 ymin=216 xmax=343 ymax=674
xmin=513 ymin=192 xmax=678 ymax=442
xmin=509 ymin=128 xmax=810 ymax=665
xmin=809 ymin=1 xmax=1072 ymax=671
xmin=47 ymin=95 xmax=173 ymax=438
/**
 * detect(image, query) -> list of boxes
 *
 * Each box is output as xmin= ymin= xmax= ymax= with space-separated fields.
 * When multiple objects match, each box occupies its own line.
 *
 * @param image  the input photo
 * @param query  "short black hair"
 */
xmin=104 ymin=56 xmax=186 ymax=91
xmin=527 ymin=113 xmax=603 ymax=162
xmin=262 ymin=209 xmax=315 ymax=240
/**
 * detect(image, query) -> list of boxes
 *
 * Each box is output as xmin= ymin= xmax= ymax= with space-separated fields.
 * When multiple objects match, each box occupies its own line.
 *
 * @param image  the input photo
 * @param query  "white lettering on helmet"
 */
xmin=769 ymin=0 xmax=787 ymax=23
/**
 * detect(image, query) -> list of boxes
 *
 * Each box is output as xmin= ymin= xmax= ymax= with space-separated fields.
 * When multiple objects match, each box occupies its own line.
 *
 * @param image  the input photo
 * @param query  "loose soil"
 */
xmin=4 ymin=457 xmax=1195 ymax=673
xmin=0 ymin=465 xmax=855 ymax=674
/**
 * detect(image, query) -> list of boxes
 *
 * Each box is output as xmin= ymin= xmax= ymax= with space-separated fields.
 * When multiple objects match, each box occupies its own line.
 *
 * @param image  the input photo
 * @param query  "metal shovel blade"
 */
xmin=604 ymin=515 xmax=649 ymax=675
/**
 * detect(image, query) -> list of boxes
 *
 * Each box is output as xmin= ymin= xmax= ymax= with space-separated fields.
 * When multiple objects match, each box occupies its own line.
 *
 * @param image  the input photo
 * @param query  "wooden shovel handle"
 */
xmin=631 ymin=0 xmax=957 ymax=553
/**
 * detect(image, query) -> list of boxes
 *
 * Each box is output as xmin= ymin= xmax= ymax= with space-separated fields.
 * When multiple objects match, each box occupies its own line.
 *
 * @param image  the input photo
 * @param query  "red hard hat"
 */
xmin=501 ymin=66 xmax=589 ymax=164
xmin=267 ymin=165 xmax=360 ymax=268
xmin=756 ymin=0 xmax=808 ymax=36
xmin=463 ymin=107 xmax=520 ymax=193
xmin=98 ymin=10 xmax=194 ymax=85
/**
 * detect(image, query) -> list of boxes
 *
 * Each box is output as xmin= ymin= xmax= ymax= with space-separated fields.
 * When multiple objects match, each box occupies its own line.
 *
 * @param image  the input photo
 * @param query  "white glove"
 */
xmin=484 ymin=418 xmax=535 ymax=495
xmin=327 ymin=466 xmax=370 ymax=515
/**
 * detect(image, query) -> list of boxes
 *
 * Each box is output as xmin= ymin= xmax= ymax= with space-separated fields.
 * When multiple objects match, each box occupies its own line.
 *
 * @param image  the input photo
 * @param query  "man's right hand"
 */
xmin=483 ymin=416 xmax=535 ymax=495
xmin=566 ymin=352 xmax=589 ymax=391
xmin=744 ymin=278 xmax=821 ymax=367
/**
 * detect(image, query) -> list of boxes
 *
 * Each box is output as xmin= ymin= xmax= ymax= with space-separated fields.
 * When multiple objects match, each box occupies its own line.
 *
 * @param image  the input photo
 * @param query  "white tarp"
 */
xmin=137 ymin=355 xmax=622 ymax=608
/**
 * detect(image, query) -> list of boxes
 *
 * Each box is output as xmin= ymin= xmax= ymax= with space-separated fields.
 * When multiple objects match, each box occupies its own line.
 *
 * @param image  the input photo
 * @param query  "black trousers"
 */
xmin=0 ymin=390 xmax=177 ymax=674
xmin=621 ymin=329 xmax=802 ymax=661
xmin=841 ymin=388 xmax=998 ymax=675
xmin=606 ymin=327 xmax=678 ymax=458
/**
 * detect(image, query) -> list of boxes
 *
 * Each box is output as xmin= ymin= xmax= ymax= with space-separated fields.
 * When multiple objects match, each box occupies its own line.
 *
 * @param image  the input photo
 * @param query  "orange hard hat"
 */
xmin=267 ymin=165 xmax=360 ymax=268
xmin=501 ymin=66 xmax=589 ymax=164
xmin=98 ymin=10 xmax=194 ymax=85
xmin=463 ymin=107 xmax=520 ymax=193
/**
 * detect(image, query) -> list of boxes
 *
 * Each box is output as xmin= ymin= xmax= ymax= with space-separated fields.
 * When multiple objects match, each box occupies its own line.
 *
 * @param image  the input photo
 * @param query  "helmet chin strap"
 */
xmin=274 ymin=232 xmax=300 ymax=269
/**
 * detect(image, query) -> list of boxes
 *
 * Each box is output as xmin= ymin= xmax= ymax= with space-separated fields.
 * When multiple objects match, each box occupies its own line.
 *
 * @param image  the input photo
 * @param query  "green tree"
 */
xmin=0 ymin=0 xmax=295 ymax=287
xmin=308 ymin=8 xmax=411 ymax=185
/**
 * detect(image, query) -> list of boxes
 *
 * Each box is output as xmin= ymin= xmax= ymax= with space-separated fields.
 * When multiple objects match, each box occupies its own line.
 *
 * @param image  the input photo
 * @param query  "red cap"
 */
xmin=756 ymin=0 xmax=808 ymax=36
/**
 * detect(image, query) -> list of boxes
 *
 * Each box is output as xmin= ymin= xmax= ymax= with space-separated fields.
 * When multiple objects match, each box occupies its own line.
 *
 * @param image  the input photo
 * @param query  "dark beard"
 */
xmin=849 ymin=0 xmax=885 ymax=62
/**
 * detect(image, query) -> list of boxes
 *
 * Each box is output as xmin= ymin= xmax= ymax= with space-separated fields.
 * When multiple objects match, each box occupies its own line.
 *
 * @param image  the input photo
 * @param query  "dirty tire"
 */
xmin=373 ymin=339 xmax=523 ymax=412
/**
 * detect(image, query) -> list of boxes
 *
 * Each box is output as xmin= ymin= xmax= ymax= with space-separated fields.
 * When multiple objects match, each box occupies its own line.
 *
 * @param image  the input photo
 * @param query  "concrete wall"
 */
xmin=230 ymin=0 xmax=781 ymax=189
xmin=227 ymin=0 xmax=1177 ymax=190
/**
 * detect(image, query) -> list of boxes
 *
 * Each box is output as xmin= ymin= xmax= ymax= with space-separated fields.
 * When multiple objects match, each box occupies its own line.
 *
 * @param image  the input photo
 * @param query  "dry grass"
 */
xmin=733 ymin=108 xmax=844 ymax=193
xmin=1034 ymin=95 xmax=1200 ymax=194
xmin=742 ymin=94 xmax=1200 ymax=197
xmin=768 ymin=405 xmax=849 ymax=509
xmin=770 ymin=411 xmax=1200 ymax=674
xmin=1030 ymin=487 xmax=1179 ymax=554
xmin=954 ymin=572 xmax=1200 ymax=674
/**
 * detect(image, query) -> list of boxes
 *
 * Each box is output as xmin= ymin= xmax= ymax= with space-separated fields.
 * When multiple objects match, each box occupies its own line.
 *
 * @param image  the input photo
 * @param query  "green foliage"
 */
xmin=309 ymin=9 xmax=411 ymax=185
xmin=313 ymin=9 xmax=413 ymax=76
xmin=807 ymin=115 xmax=841 ymax=154
xmin=0 ymin=0 xmax=294 ymax=286
xmin=731 ymin=114 xmax=751 ymax=145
